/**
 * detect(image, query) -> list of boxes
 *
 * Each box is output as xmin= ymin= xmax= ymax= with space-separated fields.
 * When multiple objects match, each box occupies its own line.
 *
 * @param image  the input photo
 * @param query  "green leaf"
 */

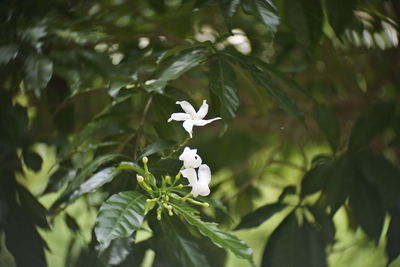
xmin=17 ymin=185 xmax=50 ymax=229
xmin=220 ymin=0 xmax=241 ymax=18
xmin=22 ymin=150 xmax=43 ymax=172
xmin=262 ymin=212 xmax=327 ymax=267
xmin=241 ymin=0 xmax=280 ymax=33
xmin=159 ymin=216 xmax=211 ymax=267
xmin=356 ymin=152 xmax=400 ymax=209
xmin=24 ymin=54 xmax=53 ymax=97
xmin=0 ymin=44 xmax=18 ymax=64
xmin=307 ymin=206 xmax=336 ymax=244
xmin=314 ymin=104 xmax=340 ymax=152
xmin=145 ymin=46 xmax=207 ymax=93
xmin=322 ymin=154 xmax=355 ymax=215
xmin=227 ymin=52 xmax=304 ymax=122
xmin=65 ymin=213 xmax=80 ymax=233
xmin=349 ymin=173 xmax=385 ymax=243
xmin=95 ymin=191 xmax=146 ymax=250
xmin=68 ymin=167 xmax=118 ymax=203
xmin=387 ymin=207 xmax=400 ymax=265
xmin=114 ymin=161 xmax=146 ymax=176
xmin=301 ymin=156 xmax=333 ymax=197
xmin=209 ymin=57 xmax=239 ymax=121
xmin=348 ymin=102 xmax=396 ymax=152
xmin=171 ymin=202 xmax=254 ymax=265
xmin=4 ymin=206 xmax=47 ymax=267
xmin=99 ymin=236 xmax=135 ymax=266
xmin=138 ymin=140 xmax=176 ymax=159
xmin=51 ymin=154 xmax=123 ymax=210
xmin=278 ymin=185 xmax=296 ymax=202
xmin=326 ymin=0 xmax=357 ymax=37
xmin=43 ymin=167 xmax=76 ymax=195
xmin=284 ymin=0 xmax=323 ymax=47
xmin=235 ymin=202 xmax=286 ymax=230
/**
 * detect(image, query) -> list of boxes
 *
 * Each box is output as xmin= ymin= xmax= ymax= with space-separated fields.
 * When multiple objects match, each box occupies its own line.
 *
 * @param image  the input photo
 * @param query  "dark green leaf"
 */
xmin=99 ymin=236 xmax=135 ymax=266
xmin=235 ymin=202 xmax=286 ymax=230
xmin=314 ymin=104 xmax=340 ymax=152
xmin=387 ymin=207 xmax=400 ymax=265
xmin=43 ymin=167 xmax=77 ymax=195
xmin=22 ymin=150 xmax=43 ymax=172
xmin=68 ymin=167 xmax=118 ymax=203
xmin=356 ymin=152 xmax=400 ymax=209
xmin=145 ymin=46 xmax=208 ymax=93
xmin=278 ymin=185 xmax=296 ymax=202
xmin=95 ymin=191 xmax=146 ymax=250
xmin=209 ymin=57 xmax=239 ymax=121
xmin=349 ymin=173 xmax=385 ymax=243
xmin=159 ymin=215 xmax=211 ymax=267
xmin=326 ymin=0 xmax=357 ymax=37
xmin=322 ymin=154 xmax=355 ymax=214
xmin=24 ymin=54 xmax=53 ymax=97
xmin=138 ymin=140 xmax=176 ymax=159
xmin=301 ymin=156 xmax=334 ymax=197
xmin=241 ymin=0 xmax=280 ymax=33
xmin=284 ymin=0 xmax=323 ymax=47
xmin=348 ymin=102 xmax=396 ymax=152
xmin=149 ymin=159 xmax=182 ymax=176
xmin=17 ymin=185 xmax=50 ymax=229
xmin=228 ymin=53 xmax=304 ymax=122
xmin=0 ymin=44 xmax=18 ymax=64
xmin=4 ymin=206 xmax=47 ymax=267
xmin=307 ymin=206 xmax=336 ymax=244
xmin=220 ymin=0 xmax=241 ymax=18
xmin=171 ymin=202 xmax=254 ymax=265
xmin=262 ymin=212 xmax=327 ymax=267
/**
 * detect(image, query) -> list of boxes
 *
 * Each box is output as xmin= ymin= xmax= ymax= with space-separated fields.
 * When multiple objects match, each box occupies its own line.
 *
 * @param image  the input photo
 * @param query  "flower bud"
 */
xmin=136 ymin=175 xmax=144 ymax=183
xmin=142 ymin=156 xmax=148 ymax=164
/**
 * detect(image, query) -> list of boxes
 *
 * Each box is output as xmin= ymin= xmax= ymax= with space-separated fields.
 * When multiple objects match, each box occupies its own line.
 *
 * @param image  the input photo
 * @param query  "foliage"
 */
xmin=1 ymin=0 xmax=400 ymax=266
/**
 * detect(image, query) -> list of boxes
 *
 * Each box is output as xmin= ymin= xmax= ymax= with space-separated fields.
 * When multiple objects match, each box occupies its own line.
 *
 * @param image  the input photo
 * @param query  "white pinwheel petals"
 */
xmin=181 ymin=164 xmax=211 ymax=197
xmin=167 ymin=100 xmax=221 ymax=138
xmin=179 ymin=147 xmax=202 ymax=168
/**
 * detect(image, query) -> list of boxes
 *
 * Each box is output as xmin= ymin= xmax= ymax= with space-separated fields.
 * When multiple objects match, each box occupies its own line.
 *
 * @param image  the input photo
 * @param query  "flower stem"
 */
xmin=163 ymin=137 xmax=191 ymax=159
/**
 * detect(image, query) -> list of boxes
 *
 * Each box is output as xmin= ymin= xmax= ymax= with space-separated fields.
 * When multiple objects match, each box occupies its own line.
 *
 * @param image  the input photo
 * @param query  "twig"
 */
xmin=132 ymin=95 xmax=154 ymax=160
xmin=162 ymin=137 xmax=191 ymax=159
xmin=222 ymin=145 xmax=282 ymax=203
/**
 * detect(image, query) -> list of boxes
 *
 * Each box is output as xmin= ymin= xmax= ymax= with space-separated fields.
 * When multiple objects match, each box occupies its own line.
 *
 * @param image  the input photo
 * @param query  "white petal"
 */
xmin=192 ymin=117 xmax=221 ymax=126
xmin=183 ymin=120 xmax=194 ymax=138
xmin=191 ymin=183 xmax=210 ymax=197
xmin=167 ymin=112 xmax=191 ymax=122
xmin=176 ymin=101 xmax=196 ymax=117
xmin=195 ymin=100 xmax=208 ymax=119
xmin=198 ymin=164 xmax=211 ymax=185
xmin=179 ymin=147 xmax=202 ymax=168
xmin=181 ymin=168 xmax=197 ymax=186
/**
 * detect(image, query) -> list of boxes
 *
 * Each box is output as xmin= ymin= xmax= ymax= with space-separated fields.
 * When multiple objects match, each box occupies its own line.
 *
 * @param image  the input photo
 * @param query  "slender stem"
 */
xmin=133 ymin=95 xmax=154 ymax=160
xmin=163 ymin=137 xmax=191 ymax=159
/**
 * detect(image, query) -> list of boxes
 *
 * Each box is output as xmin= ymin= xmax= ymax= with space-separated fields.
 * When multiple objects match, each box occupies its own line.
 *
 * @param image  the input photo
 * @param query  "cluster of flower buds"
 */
xmin=137 ymin=100 xmax=219 ymax=220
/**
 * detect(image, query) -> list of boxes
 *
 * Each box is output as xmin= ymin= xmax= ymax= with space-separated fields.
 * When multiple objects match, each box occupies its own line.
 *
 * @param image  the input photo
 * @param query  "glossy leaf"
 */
xmin=171 ymin=202 xmax=254 ymax=265
xmin=314 ymin=104 xmax=340 ymax=152
xmin=137 ymin=140 xmax=176 ymax=159
xmin=145 ymin=46 xmax=207 ymax=93
xmin=0 ymin=44 xmax=18 ymax=64
xmin=68 ymin=167 xmax=118 ymax=203
xmin=241 ymin=0 xmax=280 ymax=33
xmin=209 ymin=57 xmax=239 ymax=121
xmin=114 ymin=161 xmax=146 ymax=176
xmin=220 ymin=0 xmax=241 ymax=18
xmin=99 ymin=236 xmax=135 ymax=266
xmin=235 ymin=202 xmax=286 ymax=230
xmin=262 ymin=212 xmax=327 ymax=267
xmin=95 ymin=191 xmax=146 ymax=250
xmin=23 ymin=54 xmax=53 ymax=97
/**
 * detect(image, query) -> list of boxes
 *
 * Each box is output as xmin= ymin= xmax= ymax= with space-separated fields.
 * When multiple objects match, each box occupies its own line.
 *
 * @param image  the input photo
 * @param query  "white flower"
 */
xmin=181 ymin=164 xmax=211 ymax=197
xmin=179 ymin=147 xmax=202 ymax=169
xmin=167 ymin=100 xmax=221 ymax=138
